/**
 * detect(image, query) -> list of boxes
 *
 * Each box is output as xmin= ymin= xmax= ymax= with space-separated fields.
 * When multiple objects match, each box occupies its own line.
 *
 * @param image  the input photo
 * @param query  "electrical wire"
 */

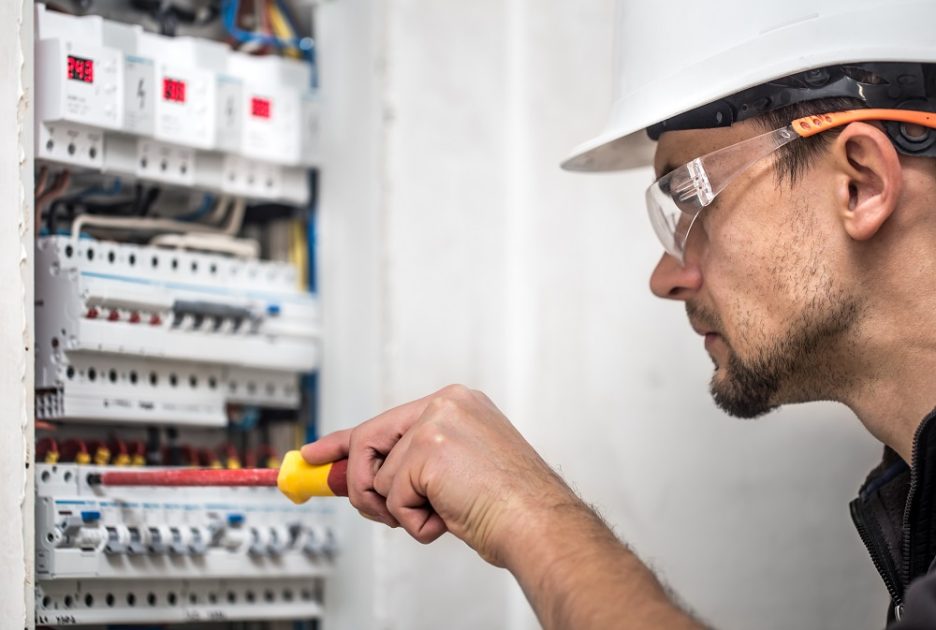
xmin=221 ymin=0 xmax=315 ymax=64
xmin=35 ymin=170 xmax=72 ymax=236
xmin=34 ymin=167 xmax=49 ymax=198
xmin=288 ymin=218 xmax=308 ymax=288
xmin=69 ymin=196 xmax=247 ymax=245
xmin=174 ymin=193 xmax=216 ymax=222
xmin=149 ymin=232 xmax=261 ymax=259
xmin=37 ymin=438 xmax=60 ymax=464
xmin=61 ymin=439 xmax=90 ymax=464
xmin=268 ymin=1 xmax=300 ymax=59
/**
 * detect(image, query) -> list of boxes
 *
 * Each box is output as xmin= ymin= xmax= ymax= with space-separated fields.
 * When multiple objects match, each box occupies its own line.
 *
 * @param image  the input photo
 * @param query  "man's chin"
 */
xmin=709 ymin=368 xmax=778 ymax=419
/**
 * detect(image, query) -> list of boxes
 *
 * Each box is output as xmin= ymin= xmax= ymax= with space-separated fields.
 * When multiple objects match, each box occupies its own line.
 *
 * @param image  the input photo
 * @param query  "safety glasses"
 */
xmin=646 ymin=109 xmax=936 ymax=264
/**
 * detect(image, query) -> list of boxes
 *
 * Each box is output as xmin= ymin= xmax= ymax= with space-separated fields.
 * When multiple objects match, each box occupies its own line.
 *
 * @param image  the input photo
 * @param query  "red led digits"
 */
xmin=251 ymin=97 xmax=272 ymax=119
xmin=66 ymin=55 xmax=94 ymax=83
xmin=163 ymin=78 xmax=187 ymax=103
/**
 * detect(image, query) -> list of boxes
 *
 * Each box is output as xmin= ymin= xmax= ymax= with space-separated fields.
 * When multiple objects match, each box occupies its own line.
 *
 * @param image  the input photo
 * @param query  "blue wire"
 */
xmin=230 ymin=406 xmax=261 ymax=432
xmin=74 ymin=177 xmax=123 ymax=200
xmin=303 ymin=372 xmax=318 ymax=444
xmin=221 ymin=0 xmax=318 ymax=85
xmin=306 ymin=211 xmax=317 ymax=294
xmin=174 ymin=193 xmax=215 ymax=222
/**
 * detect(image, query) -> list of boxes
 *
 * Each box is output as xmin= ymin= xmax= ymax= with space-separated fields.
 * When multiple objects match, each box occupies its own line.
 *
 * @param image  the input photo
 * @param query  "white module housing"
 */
xmin=215 ymin=74 xmax=245 ymax=154
xmin=36 ymin=39 xmax=124 ymax=131
xmin=101 ymin=20 xmax=156 ymax=137
xmin=137 ymin=32 xmax=222 ymax=150
xmin=35 ymin=5 xmax=124 ymax=132
xmin=228 ymin=52 xmax=309 ymax=166
xmin=35 ymin=236 xmax=320 ymax=425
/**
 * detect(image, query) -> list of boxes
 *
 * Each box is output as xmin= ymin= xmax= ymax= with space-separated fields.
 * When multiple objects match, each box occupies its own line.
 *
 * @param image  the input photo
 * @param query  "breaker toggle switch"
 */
xmin=147 ymin=524 xmax=173 ymax=554
xmin=302 ymin=526 xmax=337 ymax=558
xmin=188 ymin=526 xmax=212 ymax=555
xmin=168 ymin=526 xmax=194 ymax=555
xmin=126 ymin=526 xmax=148 ymax=555
xmin=104 ymin=525 xmax=132 ymax=554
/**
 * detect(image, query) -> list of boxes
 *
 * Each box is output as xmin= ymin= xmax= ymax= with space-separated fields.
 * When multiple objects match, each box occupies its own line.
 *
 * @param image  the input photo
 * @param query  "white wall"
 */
xmin=321 ymin=1 xmax=890 ymax=629
xmin=0 ymin=0 xmax=34 ymax=626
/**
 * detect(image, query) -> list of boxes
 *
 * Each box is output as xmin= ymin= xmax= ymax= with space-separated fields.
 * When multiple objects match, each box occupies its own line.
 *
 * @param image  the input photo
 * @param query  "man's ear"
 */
xmin=831 ymin=122 xmax=903 ymax=241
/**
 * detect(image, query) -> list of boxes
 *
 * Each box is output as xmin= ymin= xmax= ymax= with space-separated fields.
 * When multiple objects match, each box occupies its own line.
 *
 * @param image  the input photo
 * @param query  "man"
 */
xmin=303 ymin=1 xmax=936 ymax=627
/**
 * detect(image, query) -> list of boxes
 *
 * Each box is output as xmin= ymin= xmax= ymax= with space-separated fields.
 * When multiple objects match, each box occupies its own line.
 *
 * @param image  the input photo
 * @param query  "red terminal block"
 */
xmin=86 ymin=307 xmax=99 ymax=319
xmin=149 ymin=314 xmax=162 ymax=326
xmin=107 ymin=309 xmax=120 ymax=322
xmin=129 ymin=311 xmax=141 ymax=324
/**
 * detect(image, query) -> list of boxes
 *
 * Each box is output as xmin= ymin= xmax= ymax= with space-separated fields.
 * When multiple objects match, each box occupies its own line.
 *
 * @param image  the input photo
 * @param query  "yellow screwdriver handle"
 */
xmin=276 ymin=450 xmax=349 ymax=504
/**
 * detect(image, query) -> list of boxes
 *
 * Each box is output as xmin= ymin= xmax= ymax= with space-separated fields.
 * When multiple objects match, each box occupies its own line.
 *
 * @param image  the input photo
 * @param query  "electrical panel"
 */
xmin=32 ymin=2 xmax=332 ymax=627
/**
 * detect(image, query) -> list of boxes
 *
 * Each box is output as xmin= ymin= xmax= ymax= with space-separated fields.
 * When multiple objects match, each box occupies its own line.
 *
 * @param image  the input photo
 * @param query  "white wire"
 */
xmin=149 ymin=233 xmax=260 ymax=260
xmin=69 ymin=197 xmax=247 ymax=247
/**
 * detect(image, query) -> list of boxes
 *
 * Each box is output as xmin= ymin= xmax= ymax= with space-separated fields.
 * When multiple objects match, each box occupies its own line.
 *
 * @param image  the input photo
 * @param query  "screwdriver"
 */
xmin=85 ymin=450 xmax=348 ymax=504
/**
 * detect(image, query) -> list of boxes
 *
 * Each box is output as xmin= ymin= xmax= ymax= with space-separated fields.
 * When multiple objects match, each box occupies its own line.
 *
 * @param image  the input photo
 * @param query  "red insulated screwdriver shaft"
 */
xmin=86 ymin=455 xmax=350 ymax=501
xmin=93 ymin=467 xmax=280 ymax=487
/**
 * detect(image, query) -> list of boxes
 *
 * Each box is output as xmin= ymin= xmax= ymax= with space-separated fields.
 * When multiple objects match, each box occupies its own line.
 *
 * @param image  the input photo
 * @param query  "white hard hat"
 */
xmin=562 ymin=0 xmax=936 ymax=172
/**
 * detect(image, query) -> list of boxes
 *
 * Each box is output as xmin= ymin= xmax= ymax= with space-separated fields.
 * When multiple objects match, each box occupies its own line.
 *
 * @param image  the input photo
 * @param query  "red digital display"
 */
xmin=251 ymin=97 xmax=272 ymax=119
xmin=67 ymin=55 xmax=94 ymax=83
xmin=162 ymin=77 xmax=186 ymax=103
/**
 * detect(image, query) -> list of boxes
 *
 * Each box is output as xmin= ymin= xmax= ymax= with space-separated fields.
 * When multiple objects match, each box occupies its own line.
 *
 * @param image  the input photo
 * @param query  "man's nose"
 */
xmin=649 ymin=252 xmax=702 ymax=300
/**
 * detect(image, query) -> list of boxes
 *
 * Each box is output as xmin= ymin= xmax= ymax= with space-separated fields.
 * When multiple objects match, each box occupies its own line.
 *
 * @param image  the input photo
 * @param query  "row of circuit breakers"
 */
xmin=36 ymin=3 xmax=320 ymax=204
xmin=33 ymin=6 xmax=334 ymax=625
xmin=36 ymin=463 xmax=336 ymax=625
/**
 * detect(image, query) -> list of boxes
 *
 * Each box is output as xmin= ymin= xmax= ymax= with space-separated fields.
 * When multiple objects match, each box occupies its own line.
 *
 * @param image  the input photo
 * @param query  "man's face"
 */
xmin=649 ymin=123 xmax=862 ymax=418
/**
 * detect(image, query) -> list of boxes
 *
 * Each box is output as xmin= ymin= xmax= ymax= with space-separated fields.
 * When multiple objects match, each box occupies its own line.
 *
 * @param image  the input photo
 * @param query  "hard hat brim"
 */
xmin=560 ymin=128 xmax=654 ymax=173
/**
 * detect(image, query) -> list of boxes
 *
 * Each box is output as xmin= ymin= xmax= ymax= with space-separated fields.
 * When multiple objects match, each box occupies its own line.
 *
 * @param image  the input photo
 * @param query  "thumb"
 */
xmin=300 ymin=428 xmax=352 ymax=465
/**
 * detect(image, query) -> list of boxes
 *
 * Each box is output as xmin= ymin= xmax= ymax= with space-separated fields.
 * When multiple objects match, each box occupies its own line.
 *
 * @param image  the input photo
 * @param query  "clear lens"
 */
xmin=644 ymin=125 xmax=799 ymax=264
xmin=645 ymin=162 xmax=708 ymax=264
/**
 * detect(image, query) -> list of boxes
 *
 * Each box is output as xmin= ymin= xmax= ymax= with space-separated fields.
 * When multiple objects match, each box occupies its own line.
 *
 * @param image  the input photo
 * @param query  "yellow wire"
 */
xmin=269 ymin=4 xmax=302 ymax=59
xmin=290 ymin=219 xmax=308 ymax=290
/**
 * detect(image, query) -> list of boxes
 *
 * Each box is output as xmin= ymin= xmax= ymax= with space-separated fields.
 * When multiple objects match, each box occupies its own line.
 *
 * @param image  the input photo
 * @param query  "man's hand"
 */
xmin=301 ymin=384 xmax=574 ymax=566
xmin=302 ymin=384 xmax=704 ymax=629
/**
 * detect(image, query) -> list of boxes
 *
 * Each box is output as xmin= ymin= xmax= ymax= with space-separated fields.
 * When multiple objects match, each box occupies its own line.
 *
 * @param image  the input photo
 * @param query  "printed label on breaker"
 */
xmin=123 ymin=56 xmax=155 ymax=135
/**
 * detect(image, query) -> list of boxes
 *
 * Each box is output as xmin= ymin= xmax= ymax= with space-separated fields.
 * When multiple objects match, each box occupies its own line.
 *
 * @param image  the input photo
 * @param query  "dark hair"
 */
xmin=753 ymin=97 xmax=868 ymax=183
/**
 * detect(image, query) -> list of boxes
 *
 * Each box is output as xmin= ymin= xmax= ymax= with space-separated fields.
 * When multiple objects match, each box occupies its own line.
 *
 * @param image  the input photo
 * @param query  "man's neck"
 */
xmin=839 ymin=308 xmax=936 ymax=464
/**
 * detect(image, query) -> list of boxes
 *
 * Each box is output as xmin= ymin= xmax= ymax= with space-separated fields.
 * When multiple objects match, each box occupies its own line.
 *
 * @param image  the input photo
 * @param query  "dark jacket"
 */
xmin=851 ymin=408 xmax=936 ymax=628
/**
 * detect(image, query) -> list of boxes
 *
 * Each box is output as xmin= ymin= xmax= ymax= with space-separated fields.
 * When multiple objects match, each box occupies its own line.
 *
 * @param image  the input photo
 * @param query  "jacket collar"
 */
xmin=851 ymin=407 xmax=936 ymax=610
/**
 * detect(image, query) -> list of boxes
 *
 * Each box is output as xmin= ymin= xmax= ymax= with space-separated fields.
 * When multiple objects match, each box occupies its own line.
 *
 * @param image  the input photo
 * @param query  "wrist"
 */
xmin=496 ymin=482 xmax=601 ymax=573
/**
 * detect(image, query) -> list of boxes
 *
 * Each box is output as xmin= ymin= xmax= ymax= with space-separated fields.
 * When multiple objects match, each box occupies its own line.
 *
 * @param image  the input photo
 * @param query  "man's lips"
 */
xmin=689 ymin=320 xmax=722 ymax=351
xmin=689 ymin=320 xmax=716 ymax=337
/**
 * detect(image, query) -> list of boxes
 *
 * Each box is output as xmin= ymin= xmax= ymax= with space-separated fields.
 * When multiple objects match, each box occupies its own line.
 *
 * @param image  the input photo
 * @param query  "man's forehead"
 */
xmin=652 ymin=122 xmax=761 ymax=179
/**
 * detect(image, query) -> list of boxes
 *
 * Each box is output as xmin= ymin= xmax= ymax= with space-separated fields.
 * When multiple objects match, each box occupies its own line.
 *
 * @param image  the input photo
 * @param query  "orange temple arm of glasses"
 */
xmin=792 ymin=108 xmax=936 ymax=138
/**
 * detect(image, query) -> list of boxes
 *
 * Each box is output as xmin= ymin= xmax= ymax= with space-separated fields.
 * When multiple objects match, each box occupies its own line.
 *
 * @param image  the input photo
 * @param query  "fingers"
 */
xmin=323 ymin=395 xmax=439 ymax=528
xmin=371 ymin=427 xmax=413 ymax=497
xmin=345 ymin=428 xmax=399 ymax=527
xmin=300 ymin=428 xmax=352 ymax=464
xmin=385 ymin=462 xmax=447 ymax=544
xmin=305 ymin=386 xmax=471 ymax=538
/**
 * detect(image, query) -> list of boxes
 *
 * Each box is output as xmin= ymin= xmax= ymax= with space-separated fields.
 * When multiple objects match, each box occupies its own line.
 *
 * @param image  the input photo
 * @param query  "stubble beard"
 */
xmin=688 ymin=295 xmax=861 ymax=419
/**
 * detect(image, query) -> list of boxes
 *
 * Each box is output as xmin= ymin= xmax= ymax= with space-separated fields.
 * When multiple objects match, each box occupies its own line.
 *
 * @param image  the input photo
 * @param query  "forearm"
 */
xmin=505 ymin=495 xmax=704 ymax=630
